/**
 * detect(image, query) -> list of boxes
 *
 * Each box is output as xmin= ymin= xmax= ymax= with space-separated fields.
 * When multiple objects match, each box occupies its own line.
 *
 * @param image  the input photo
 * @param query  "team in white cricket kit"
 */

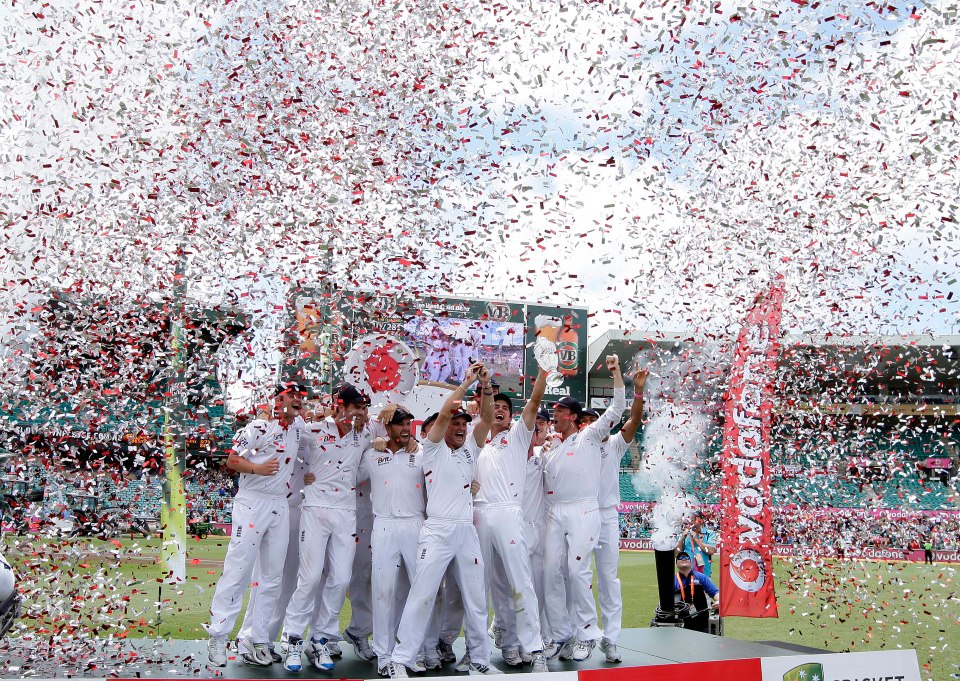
xmin=206 ymin=355 xmax=648 ymax=675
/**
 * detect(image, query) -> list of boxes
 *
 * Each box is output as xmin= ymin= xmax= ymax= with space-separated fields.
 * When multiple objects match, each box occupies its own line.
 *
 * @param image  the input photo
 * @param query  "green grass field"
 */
xmin=3 ymin=536 xmax=958 ymax=679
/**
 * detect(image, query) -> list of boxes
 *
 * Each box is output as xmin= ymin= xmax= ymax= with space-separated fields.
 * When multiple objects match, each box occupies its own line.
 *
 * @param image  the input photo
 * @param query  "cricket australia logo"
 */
xmin=782 ymin=662 xmax=823 ymax=681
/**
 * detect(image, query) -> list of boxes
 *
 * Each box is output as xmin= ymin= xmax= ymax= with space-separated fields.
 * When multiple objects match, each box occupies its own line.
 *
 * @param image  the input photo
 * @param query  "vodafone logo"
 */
xmin=729 ymin=548 xmax=766 ymax=593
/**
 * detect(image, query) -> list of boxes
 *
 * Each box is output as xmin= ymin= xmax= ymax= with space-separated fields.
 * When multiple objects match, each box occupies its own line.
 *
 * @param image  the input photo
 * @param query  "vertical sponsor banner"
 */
xmin=719 ymin=277 xmax=784 ymax=618
xmin=524 ymin=304 xmax=588 ymax=405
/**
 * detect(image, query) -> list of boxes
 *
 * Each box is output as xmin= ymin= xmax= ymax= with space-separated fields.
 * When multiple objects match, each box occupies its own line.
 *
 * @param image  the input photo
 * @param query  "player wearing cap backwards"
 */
xmin=541 ymin=355 xmax=625 ymax=662
xmin=387 ymin=363 xmax=498 ymax=678
xmin=594 ymin=367 xmax=648 ymax=663
xmin=473 ymin=368 xmax=550 ymax=672
xmin=280 ymin=384 xmax=371 ymax=673
xmin=206 ymin=383 xmax=312 ymax=668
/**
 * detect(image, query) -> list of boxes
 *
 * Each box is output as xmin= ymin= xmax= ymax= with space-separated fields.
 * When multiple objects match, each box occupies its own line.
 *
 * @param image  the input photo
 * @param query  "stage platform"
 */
xmin=0 ymin=628 xmax=832 ymax=679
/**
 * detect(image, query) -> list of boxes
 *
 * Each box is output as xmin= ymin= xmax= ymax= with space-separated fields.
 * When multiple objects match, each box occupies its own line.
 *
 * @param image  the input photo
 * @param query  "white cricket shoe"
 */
xmin=438 ymin=640 xmax=457 ymax=663
xmin=501 ymin=648 xmax=522 ymax=667
xmin=558 ymin=640 xmax=576 ymax=660
xmin=344 ymin=629 xmax=375 ymax=661
xmin=599 ymin=639 xmax=621 ymax=663
xmin=455 ymin=652 xmax=472 ymax=673
xmin=284 ymin=637 xmax=305 ymax=672
xmin=469 ymin=662 xmax=504 ymax=675
xmin=387 ymin=661 xmax=409 ymax=678
xmin=572 ymin=639 xmax=594 ymax=661
xmin=531 ymin=652 xmax=549 ymax=673
xmin=207 ymin=637 xmax=227 ymax=667
xmin=488 ymin=624 xmax=505 ymax=649
xmin=239 ymin=637 xmax=272 ymax=666
xmin=307 ymin=637 xmax=335 ymax=671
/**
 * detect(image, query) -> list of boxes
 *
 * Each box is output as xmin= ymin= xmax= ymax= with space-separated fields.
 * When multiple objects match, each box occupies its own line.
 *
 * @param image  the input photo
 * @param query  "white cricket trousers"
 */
xmin=238 ymin=504 xmax=302 ymax=643
xmin=207 ymin=492 xmax=289 ymax=641
xmin=391 ymin=519 xmax=490 ymax=667
xmin=475 ymin=504 xmax=543 ymax=654
xmin=543 ymin=500 xmax=601 ymax=643
xmin=595 ymin=506 xmax=622 ymax=645
xmin=371 ymin=516 xmax=424 ymax=667
xmin=345 ymin=501 xmax=375 ymax=638
xmin=282 ymin=506 xmax=357 ymax=640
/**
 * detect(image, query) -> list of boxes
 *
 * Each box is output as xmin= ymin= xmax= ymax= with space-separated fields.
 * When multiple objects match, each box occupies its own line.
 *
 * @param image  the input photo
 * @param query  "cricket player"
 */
xmin=594 ymin=367 xmax=647 ymax=663
xmin=387 ymin=363 xmax=498 ymax=677
xmin=358 ymin=405 xmax=428 ymax=675
xmin=280 ymin=383 xmax=371 ymax=672
xmin=541 ymin=355 xmax=625 ymax=661
xmin=206 ymin=384 xmax=311 ymax=668
xmin=236 ymin=430 xmax=316 ymax=664
xmin=473 ymin=369 xmax=549 ymax=672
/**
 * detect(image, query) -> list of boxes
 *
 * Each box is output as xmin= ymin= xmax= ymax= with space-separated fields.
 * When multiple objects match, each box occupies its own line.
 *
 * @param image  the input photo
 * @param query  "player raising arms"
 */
xmin=541 ymin=355 xmax=625 ymax=662
xmin=387 ymin=363 xmax=499 ymax=677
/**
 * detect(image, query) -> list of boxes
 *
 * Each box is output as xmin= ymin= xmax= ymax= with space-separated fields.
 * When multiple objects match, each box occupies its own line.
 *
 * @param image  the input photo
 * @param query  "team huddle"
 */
xmin=205 ymin=356 xmax=647 ymax=677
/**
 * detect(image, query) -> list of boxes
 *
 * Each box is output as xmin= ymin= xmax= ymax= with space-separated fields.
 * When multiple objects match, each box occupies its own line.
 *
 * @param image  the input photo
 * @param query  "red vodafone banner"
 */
xmin=719 ymin=277 xmax=785 ymax=618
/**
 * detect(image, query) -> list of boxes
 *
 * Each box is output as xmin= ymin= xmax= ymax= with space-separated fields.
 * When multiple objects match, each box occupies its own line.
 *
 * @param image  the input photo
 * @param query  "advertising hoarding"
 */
xmin=286 ymin=289 xmax=587 ymax=422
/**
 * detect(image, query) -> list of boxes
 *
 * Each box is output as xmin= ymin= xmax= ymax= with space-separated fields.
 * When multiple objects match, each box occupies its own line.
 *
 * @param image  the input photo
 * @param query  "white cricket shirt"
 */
xmin=360 ymin=445 xmax=426 ymax=519
xmin=522 ymin=447 xmax=547 ymax=525
xmin=543 ymin=386 xmax=626 ymax=505
xmin=232 ymin=418 xmax=309 ymax=500
xmin=422 ymin=437 xmax=480 ymax=522
xmin=303 ymin=416 xmax=370 ymax=510
xmin=475 ymin=419 xmax=533 ymax=506
xmin=599 ymin=432 xmax=630 ymax=509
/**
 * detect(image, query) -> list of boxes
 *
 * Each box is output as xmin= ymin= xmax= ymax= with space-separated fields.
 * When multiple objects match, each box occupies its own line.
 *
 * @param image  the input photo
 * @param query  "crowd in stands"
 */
xmin=619 ymin=507 xmax=960 ymax=552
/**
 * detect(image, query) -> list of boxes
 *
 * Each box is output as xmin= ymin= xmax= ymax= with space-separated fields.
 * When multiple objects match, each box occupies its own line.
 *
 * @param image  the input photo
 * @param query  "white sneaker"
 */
xmin=207 ymin=637 xmax=227 ymax=667
xmin=307 ymin=638 xmax=335 ymax=670
xmin=520 ymin=648 xmax=532 ymax=664
xmin=423 ymin=655 xmax=442 ymax=670
xmin=558 ymin=640 xmax=576 ymax=660
xmin=438 ymin=640 xmax=456 ymax=663
xmin=469 ymin=662 xmax=504 ymax=675
xmin=531 ymin=652 xmax=549 ymax=673
xmin=284 ymin=637 xmax=304 ymax=672
xmin=343 ymin=629 xmax=375 ymax=661
xmin=327 ymin=640 xmax=343 ymax=658
xmin=599 ymin=639 xmax=621 ymax=663
xmin=412 ymin=655 xmax=427 ymax=673
xmin=387 ymin=661 xmax=409 ymax=678
xmin=542 ymin=640 xmax=567 ymax=660
xmin=488 ymin=624 xmax=505 ymax=649
xmin=501 ymin=648 xmax=522 ymax=667
xmin=572 ymin=639 xmax=594 ymax=662
xmin=268 ymin=643 xmax=283 ymax=663
xmin=239 ymin=637 xmax=273 ymax=666
xmin=455 ymin=652 xmax=472 ymax=673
